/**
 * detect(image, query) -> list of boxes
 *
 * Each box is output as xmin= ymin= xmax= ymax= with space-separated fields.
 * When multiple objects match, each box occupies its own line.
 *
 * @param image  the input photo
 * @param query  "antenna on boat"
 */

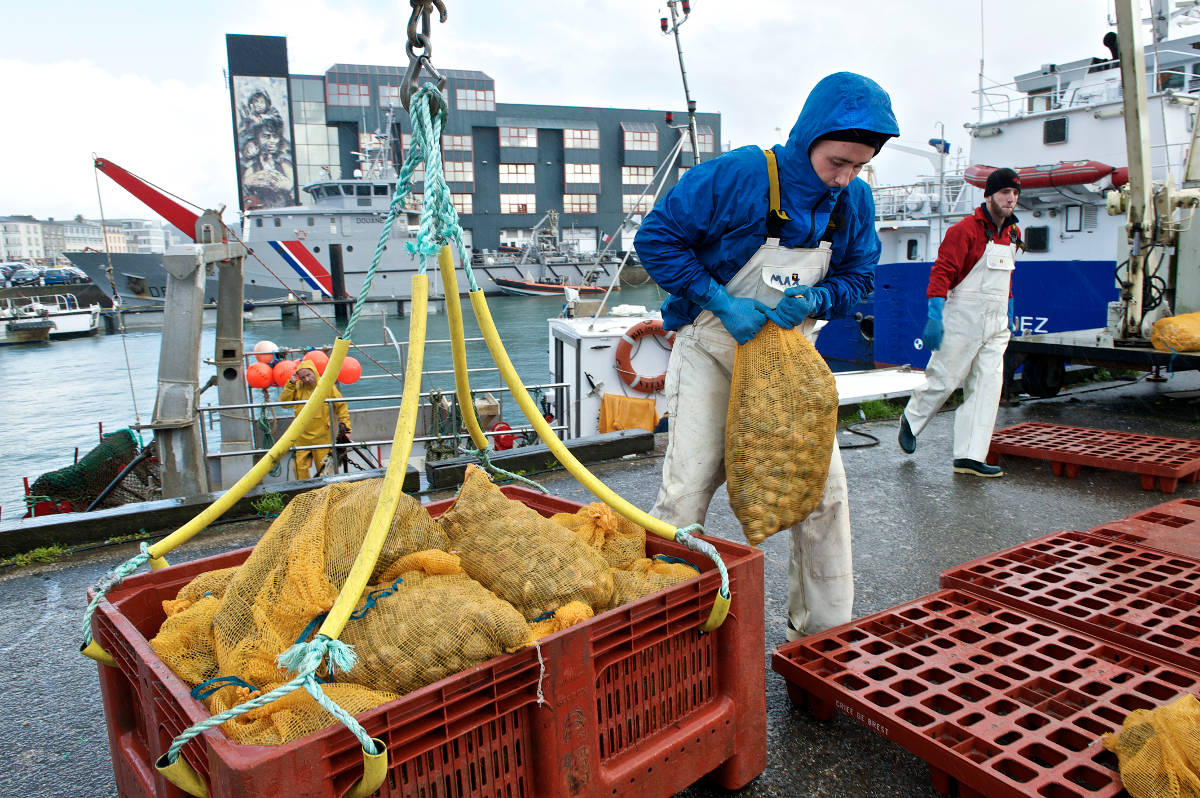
xmin=662 ymin=0 xmax=700 ymax=159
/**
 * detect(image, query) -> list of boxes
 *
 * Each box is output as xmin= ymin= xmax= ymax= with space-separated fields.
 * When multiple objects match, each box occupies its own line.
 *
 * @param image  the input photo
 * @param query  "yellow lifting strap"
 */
xmin=764 ymin=148 xmax=790 ymax=222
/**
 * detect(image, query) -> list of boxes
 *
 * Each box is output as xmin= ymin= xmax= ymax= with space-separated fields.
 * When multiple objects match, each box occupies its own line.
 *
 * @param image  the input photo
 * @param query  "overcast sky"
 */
xmin=1 ymin=0 xmax=1129 ymax=221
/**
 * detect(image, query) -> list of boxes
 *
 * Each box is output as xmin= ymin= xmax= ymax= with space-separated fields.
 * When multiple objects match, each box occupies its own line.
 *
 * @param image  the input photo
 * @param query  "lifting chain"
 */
xmin=402 ymin=0 xmax=448 ymax=111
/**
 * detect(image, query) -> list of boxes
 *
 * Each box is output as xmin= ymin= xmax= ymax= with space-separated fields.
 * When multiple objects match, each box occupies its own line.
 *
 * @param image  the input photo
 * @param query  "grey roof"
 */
xmin=619 ymin=121 xmax=659 ymax=132
xmin=495 ymin=117 xmax=598 ymax=130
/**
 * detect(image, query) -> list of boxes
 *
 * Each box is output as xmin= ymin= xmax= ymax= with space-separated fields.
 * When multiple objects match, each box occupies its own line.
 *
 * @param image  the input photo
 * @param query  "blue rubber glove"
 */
xmin=774 ymin=285 xmax=832 ymax=328
xmin=699 ymin=280 xmax=774 ymax=344
xmin=922 ymin=297 xmax=945 ymax=351
xmin=1008 ymin=297 xmax=1017 ymax=334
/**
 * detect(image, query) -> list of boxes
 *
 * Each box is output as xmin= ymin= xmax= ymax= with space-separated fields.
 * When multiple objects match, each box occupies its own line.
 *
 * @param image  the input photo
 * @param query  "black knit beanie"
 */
xmin=984 ymin=167 xmax=1021 ymax=197
xmin=812 ymin=128 xmax=892 ymax=155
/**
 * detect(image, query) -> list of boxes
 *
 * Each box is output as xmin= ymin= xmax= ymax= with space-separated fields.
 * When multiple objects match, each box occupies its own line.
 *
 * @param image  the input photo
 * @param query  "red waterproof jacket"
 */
xmin=927 ymin=204 xmax=1021 ymax=299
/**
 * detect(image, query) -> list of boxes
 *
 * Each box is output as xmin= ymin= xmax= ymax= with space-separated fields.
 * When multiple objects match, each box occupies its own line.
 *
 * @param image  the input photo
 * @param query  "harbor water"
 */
xmin=0 ymin=283 xmax=669 ymax=519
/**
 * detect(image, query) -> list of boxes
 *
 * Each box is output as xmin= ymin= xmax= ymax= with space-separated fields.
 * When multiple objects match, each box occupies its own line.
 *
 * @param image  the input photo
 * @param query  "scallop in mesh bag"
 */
xmin=1101 ymin=693 xmax=1200 ymax=798
xmin=438 ymin=465 xmax=615 ymax=619
xmin=725 ymin=323 xmax=837 ymax=545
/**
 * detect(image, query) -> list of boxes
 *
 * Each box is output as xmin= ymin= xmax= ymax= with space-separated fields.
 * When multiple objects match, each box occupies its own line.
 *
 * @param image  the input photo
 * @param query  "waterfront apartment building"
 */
xmin=227 ymin=34 xmax=721 ymax=254
xmin=0 ymin=216 xmax=45 ymax=261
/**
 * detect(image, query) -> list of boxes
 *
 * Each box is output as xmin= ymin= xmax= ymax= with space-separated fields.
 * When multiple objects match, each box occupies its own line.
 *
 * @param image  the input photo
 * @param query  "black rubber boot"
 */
xmin=898 ymin=416 xmax=917 ymax=454
xmin=952 ymin=458 xmax=1003 ymax=477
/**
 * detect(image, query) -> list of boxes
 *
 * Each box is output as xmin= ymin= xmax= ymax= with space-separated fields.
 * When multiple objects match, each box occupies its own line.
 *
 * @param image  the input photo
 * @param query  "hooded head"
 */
xmin=783 ymin=73 xmax=899 ymax=196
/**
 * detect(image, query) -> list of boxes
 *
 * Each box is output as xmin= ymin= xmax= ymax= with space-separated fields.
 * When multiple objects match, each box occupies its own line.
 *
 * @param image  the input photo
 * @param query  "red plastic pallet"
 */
xmin=986 ymin=422 xmax=1200 ymax=492
xmin=1086 ymin=497 xmax=1200 ymax=559
xmin=772 ymin=589 xmax=1200 ymax=798
xmin=92 ymin=486 xmax=766 ymax=798
xmin=939 ymin=530 xmax=1200 ymax=670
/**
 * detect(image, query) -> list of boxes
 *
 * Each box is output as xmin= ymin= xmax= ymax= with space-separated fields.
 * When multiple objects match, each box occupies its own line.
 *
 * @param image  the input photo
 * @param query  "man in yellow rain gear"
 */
xmin=279 ymin=359 xmax=351 ymax=479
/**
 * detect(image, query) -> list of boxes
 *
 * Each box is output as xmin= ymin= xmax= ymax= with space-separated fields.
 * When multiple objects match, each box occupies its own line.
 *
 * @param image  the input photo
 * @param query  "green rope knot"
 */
xmin=276 ymin=633 xmax=358 ymax=677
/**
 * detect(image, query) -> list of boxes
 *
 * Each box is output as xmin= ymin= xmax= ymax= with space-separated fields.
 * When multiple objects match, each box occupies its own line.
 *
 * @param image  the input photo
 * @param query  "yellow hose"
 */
xmin=439 ymin=249 xmax=489 ymax=451
xmin=146 ymin=338 xmax=351 ymax=564
xmin=317 ymin=274 xmax=428 ymax=640
xmin=344 ymin=739 xmax=388 ymax=798
xmin=467 ymin=290 xmax=729 ymax=630
xmin=156 ymin=753 xmax=209 ymax=798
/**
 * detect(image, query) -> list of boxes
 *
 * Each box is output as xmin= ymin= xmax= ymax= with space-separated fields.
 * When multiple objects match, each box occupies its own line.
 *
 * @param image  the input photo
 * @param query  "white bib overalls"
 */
xmin=902 ymin=239 xmax=1015 ymax=461
xmin=649 ymin=236 xmax=854 ymax=639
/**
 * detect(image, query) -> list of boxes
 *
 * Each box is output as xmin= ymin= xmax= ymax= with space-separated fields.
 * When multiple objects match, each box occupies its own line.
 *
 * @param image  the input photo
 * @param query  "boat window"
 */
xmin=314 ymin=246 xmax=321 ymax=253
xmin=356 ymin=185 xmax=371 ymax=196
xmin=347 ymin=245 xmax=354 ymax=253
xmin=255 ymin=218 xmax=263 ymax=227
xmin=1064 ymin=205 xmax=1083 ymax=233
xmin=1043 ymin=118 xmax=1067 ymax=145
xmin=274 ymin=218 xmax=282 ymax=227
xmin=1024 ymin=226 xmax=1050 ymax=252
xmin=1158 ymin=69 xmax=1185 ymax=91
xmin=373 ymin=184 xmax=388 ymax=196
xmin=1191 ymin=63 xmax=1200 ymax=91
xmin=307 ymin=216 xmax=314 ymax=226
xmin=906 ymin=239 xmax=919 ymax=260
xmin=342 ymin=185 xmax=355 ymax=196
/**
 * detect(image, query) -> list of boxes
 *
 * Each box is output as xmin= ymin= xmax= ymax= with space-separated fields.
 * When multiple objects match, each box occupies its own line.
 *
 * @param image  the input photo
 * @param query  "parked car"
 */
xmin=43 ymin=266 xmax=89 ymax=285
xmin=0 ymin=263 xmax=21 ymax=285
xmin=8 ymin=265 xmax=43 ymax=286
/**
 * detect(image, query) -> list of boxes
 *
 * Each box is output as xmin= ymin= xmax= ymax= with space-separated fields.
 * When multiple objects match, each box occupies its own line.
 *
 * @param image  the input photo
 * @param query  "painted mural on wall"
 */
xmin=233 ymin=76 xmax=296 ymax=210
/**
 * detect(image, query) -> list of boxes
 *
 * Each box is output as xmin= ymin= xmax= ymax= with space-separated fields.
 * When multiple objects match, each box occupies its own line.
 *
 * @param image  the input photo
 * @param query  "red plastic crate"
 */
xmin=1085 ymin=498 xmax=1200 ymax=559
xmin=92 ymin=486 xmax=765 ymax=797
xmin=772 ymin=589 xmax=1200 ymax=798
xmin=939 ymin=530 xmax=1200 ymax=670
xmin=986 ymin=422 xmax=1200 ymax=492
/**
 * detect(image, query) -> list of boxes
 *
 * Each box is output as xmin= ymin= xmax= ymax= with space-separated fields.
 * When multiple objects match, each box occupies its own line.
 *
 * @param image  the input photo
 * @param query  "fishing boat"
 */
xmin=492 ymin=277 xmax=610 ymax=297
xmin=855 ymin=9 xmax=1200 ymax=378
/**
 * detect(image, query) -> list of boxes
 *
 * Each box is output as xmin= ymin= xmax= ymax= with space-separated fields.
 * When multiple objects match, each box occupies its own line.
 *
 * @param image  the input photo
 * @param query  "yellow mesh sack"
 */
xmin=150 ymin=478 xmax=449 ymax=745
xmin=206 ymin=682 xmax=398 ymax=747
xmin=725 ymin=323 xmax=837 ymax=545
xmin=335 ymin=554 xmax=530 ymax=695
xmin=528 ymin=601 xmax=594 ymax=641
xmin=550 ymin=501 xmax=646 ymax=570
xmin=610 ymin=556 xmax=700 ymax=607
xmin=1101 ymin=693 xmax=1200 ymax=798
xmin=438 ymin=465 xmax=615 ymax=619
xmin=1152 ymin=311 xmax=1200 ymax=353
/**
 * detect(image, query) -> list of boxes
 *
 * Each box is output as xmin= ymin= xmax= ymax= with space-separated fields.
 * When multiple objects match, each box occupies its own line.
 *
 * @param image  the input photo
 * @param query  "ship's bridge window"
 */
xmin=356 ymin=185 xmax=370 ymax=196
xmin=1064 ymin=205 xmax=1083 ymax=232
xmin=1157 ymin=69 xmax=1185 ymax=91
xmin=373 ymin=184 xmax=388 ymax=196
xmin=342 ymin=185 xmax=354 ymax=196
xmin=1024 ymin=226 xmax=1049 ymax=252
xmin=906 ymin=239 xmax=919 ymax=260
xmin=255 ymin=218 xmax=263 ymax=228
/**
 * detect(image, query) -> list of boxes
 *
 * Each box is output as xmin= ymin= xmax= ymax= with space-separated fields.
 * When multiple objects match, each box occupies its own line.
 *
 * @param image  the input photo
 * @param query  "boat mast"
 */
xmin=663 ymin=0 xmax=700 ymax=159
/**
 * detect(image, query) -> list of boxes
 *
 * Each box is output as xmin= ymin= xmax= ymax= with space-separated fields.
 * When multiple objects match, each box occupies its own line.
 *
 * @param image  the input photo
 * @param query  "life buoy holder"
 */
xmin=614 ymin=320 xmax=675 ymax=394
xmin=295 ymin=229 xmax=307 ymax=240
xmin=487 ymin=420 xmax=515 ymax=450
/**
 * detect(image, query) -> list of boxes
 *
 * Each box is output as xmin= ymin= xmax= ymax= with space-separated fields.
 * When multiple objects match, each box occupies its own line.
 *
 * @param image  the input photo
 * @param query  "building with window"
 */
xmin=227 ymin=35 xmax=721 ymax=254
xmin=1 ymin=216 xmax=46 ymax=261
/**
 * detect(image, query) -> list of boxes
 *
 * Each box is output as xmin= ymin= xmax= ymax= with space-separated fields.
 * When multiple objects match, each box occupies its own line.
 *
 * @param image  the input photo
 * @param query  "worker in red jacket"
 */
xmin=897 ymin=167 xmax=1022 ymax=477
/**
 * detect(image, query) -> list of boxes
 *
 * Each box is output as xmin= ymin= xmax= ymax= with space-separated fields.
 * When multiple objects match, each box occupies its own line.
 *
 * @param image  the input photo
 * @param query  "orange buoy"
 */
xmin=252 ymin=340 xmax=278 ymax=364
xmin=246 ymin=362 xmax=273 ymax=389
xmin=338 ymin=356 xmax=362 ymax=385
xmin=303 ymin=349 xmax=330 ymax=375
xmin=273 ymin=359 xmax=299 ymax=386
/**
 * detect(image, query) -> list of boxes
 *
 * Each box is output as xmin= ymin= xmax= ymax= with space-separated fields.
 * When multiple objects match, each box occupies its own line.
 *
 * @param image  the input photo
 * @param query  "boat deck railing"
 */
xmin=873 ymin=175 xmax=974 ymax=221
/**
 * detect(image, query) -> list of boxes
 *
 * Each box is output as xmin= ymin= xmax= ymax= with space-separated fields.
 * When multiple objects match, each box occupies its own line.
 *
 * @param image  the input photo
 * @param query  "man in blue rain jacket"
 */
xmin=636 ymin=72 xmax=898 ymax=641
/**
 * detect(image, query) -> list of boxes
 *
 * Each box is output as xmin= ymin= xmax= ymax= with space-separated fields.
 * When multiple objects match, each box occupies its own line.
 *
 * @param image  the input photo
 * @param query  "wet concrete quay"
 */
xmin=1 ymin=371 xmax=1197 ymax=798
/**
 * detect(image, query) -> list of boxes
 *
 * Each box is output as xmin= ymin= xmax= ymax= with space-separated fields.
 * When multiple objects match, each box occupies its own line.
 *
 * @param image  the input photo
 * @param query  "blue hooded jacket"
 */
xmin=635 ymin=72 xmax=899 ymax=330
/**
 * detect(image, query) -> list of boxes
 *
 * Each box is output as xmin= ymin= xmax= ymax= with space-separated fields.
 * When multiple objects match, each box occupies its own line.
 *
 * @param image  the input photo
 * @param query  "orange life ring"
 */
xmin=614 ymin=320 xmax=675 ymax=393
xmin=295 ymin=229 xmax=307 ymax=240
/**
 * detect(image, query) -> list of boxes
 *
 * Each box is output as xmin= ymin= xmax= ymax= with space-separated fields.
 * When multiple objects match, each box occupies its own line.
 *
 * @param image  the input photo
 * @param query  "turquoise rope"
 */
xmin=80 ymin=542 xmax=152 ymax=646
xmin=190 ymin=675 xmax=260 ymax=701
xmin=673 ymin=524 xmax=731 ymax=600
xmin=349 ymin=576 xmax=405 ymax=620
xmin=652 ymin=554 xmax=701 ymax=572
